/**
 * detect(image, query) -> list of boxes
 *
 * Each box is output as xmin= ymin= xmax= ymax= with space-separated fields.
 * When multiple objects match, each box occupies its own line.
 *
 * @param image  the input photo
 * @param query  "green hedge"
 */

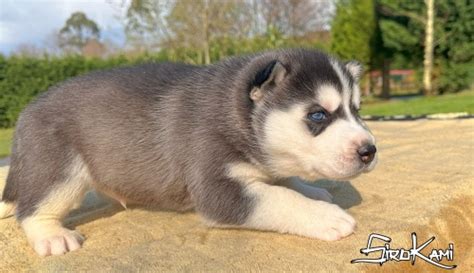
xmin=0 ymin=53 xmax=173 ymax=128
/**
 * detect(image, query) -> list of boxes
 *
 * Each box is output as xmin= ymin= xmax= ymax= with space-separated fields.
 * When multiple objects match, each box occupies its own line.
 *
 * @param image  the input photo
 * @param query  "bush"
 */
xmin=436 ymin=60 xmax=474 ymax=94
xmin=0 ymin=54 xmax=172 ymax=128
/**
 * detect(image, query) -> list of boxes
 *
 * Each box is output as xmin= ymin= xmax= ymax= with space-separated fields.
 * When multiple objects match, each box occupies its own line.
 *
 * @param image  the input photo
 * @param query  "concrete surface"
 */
xmin=0 ymin=119 xmax=473 ymax=272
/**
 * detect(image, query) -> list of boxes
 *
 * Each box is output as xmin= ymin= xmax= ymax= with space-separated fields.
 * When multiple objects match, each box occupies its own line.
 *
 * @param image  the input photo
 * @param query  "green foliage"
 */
xmin=378 ymin=19 xmax=419 ymax=51
xmin=376 ymin=0 xmax=473 ymax=93
xmin=435 ymin=0 xmax=473 ymax=62
xmin=437 ymin=60 xmax=474 ymax=94
xmin=331 ymin=0 xmax=474 ymax=96
xmin=375 ymin=0 xmax=426 ymax=68
xmin=330 ymin=0 xmax=377 ymax=66
xmin=0 ymin=54 xmax=169 ymax=128
xmin=435 ymin=0 xmax=474 ymax=93
xmin=0 ymin=128 xmax=13 ymax=158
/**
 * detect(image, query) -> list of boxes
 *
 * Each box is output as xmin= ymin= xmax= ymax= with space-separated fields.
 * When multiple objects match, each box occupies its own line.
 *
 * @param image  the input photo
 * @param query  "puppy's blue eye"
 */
xmin=309 ymin=111 xmax=327 ymax=122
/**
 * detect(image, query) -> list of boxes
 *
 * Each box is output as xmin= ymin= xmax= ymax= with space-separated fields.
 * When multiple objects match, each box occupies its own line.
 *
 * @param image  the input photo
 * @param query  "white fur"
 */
xmin=317 ymin=85 xmax=342 ymax=112
xmin=21 ymin=156 xmax=91 ymax=256
xmin=228 ymin=163 xmax=333 ymax=202
xmin=243 ymin=181 xmax=355 ymax=240
xmin=225 ymin=163 xmax=352 ymax=241
xmin=21 ymin=218 xmax=85 ymax=256
xmin=345 ymin=61 xmax=363 ymax=81
xmin=226 ymin=162 xmax=353 ymax=240
xmin=330 ymin=60 xmax=358 ymax=124
xmin=227 ymin=162 xmax=272 ymax=184
xmin=262 ymin=104 xmax=375 ymax=180
xmin=352 ymin=85 xmax=361 ymax=109
xmin=311 ymin=119 xmax=370 ymax=178
xmin=263 ymin=104 xmax=323 ymax=180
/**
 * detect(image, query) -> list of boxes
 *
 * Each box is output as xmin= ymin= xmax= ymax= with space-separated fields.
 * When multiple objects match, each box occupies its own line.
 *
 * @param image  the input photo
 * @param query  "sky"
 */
xmin=0 ymin=0 xmax=128 ymax=55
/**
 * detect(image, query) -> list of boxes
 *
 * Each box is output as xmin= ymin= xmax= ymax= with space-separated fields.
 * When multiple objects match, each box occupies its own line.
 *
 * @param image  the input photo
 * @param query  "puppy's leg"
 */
xmin=278 ymin=177 xmax=333 ymax=203
xmin=19 ymin=157 xmax=90 ymax=256
xmin=242 ymin=182 xmax=354 ymax=240
xmin=193 ymin=175 xmax=355 ymax=241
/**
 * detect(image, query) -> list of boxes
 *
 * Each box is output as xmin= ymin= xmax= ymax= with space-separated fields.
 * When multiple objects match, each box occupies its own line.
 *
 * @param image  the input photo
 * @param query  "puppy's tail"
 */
xmin=0 ymin=201 xmax=15 ymax=219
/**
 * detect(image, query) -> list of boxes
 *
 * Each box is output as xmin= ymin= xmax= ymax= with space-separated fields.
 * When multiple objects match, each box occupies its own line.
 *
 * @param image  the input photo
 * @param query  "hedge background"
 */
xmin=0 ymin=54 xmax=172 ymax=128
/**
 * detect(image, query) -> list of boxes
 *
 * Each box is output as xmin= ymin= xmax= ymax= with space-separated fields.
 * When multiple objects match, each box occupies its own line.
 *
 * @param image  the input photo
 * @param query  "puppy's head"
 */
xmin=248 ymin=49 xmax=377 ymax=181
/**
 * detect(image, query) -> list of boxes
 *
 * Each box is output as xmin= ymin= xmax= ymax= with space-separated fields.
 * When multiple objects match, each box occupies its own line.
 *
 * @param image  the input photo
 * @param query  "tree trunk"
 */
xmin=253 ymin=0 xmax=260 ymax=34
xmin=381 ymin=59 xmax=391 ymax=99
xmin=202 ymin=0 xmax=211 ymax=65
xmin=423 ymin=0 xmax=434 ymax=95
xmin=366 ymin=72 xmax=372 ymax=96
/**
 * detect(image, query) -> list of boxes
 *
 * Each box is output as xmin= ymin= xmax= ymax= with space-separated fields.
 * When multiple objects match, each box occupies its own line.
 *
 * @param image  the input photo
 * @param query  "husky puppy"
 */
xmin=0 ymin=49 xmax=377 ymax=256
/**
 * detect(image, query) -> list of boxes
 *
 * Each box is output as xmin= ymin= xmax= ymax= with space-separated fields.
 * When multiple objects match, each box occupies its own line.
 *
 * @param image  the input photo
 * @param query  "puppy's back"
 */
xmin=7 ymin=62 xmax=202 ymax=211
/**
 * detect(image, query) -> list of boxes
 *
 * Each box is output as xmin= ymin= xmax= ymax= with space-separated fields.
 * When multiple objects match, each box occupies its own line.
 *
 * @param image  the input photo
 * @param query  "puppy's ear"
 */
xmin=250 ymin=60 xmax=287 ymax=102
xmin=345 ymin=61 xmax=363 ymax=82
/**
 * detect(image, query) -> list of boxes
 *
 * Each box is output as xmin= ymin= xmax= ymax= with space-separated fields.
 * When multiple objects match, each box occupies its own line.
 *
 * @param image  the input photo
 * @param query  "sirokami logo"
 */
xmin=351 ymin=233 xmax=456 ymax=270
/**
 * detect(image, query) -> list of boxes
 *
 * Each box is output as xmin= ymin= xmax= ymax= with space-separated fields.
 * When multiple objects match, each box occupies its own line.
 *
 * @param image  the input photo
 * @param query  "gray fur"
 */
xmin=2 ymin=49 xmax=362 ymax=225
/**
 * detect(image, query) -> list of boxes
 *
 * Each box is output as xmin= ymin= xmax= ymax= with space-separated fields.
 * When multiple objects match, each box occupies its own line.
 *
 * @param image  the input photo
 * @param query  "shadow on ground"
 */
xmin=313 ymin=180 xmax=363 ymax=209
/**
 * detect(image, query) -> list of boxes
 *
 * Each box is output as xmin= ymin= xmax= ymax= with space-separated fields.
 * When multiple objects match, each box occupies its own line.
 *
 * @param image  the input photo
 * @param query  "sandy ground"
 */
xmin=0 ymin=119 xmax=473 ymax=272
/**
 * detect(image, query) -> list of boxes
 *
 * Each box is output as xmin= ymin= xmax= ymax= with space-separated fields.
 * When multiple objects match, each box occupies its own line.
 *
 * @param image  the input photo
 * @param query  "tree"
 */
xmin=423 ymin=0 xmax=434 ymax=95
xmin=434 ymin=0 xmax=474 ymax=93
xmin=258 ymin=0 xmax=330 ymax=37
xmin=124 ymin=0 xmax=172 ymax=51
xmin=375 ymin=1 xmax=425 ymax=98
xmin=121 ymin=0 xmax=332 ymax=60
xmin=165 ymin=0 xmax=253 ymax=64
xmin=378 ymin=0 xmax=473 ymax=94
xmin=58 ymin=12 xmax=101 ymax=54
xmin=330 ymin=0 xmax=383 ymax=96
xmin=379 ymin=0 xmax=433 ymax=95
xmin=330 ymin=0 xmax=378 ymax=67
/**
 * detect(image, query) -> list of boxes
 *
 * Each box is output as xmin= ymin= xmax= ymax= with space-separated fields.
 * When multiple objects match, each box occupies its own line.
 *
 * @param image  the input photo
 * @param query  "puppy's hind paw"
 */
xmin=31 ymin=228 xmax=84 ymax=256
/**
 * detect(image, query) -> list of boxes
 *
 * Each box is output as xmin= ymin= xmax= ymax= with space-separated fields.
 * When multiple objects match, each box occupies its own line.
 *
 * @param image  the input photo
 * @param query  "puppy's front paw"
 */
xmin=305 ymin=202 xmax=356 ymax=241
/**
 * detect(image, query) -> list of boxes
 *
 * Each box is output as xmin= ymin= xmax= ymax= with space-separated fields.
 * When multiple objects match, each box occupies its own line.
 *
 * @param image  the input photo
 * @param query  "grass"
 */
xmin=361 ymin=90 xmax=474 ymax=116
xmin=0 ymin=128 xmax=13 ymax=158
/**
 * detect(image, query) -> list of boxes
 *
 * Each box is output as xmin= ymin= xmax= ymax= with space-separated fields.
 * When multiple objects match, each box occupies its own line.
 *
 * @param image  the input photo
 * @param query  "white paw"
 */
xmin=32 ymin=229 xmax=84 ymax=256
xmin=305 ymin=202 xmax=356 ymax=241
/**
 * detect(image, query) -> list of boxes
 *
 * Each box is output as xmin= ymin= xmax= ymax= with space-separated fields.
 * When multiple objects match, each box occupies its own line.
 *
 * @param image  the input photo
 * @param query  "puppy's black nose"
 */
xmin=358 ymin=144 xmax=377 ymax=164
